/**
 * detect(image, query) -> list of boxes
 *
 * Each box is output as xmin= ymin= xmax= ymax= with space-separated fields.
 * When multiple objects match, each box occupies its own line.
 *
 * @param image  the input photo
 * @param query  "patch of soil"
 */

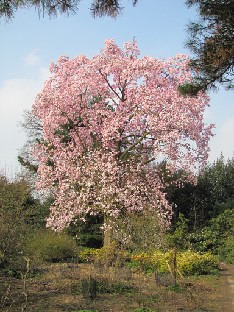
xmin=214 ymin=263 xmax=234 ymax=312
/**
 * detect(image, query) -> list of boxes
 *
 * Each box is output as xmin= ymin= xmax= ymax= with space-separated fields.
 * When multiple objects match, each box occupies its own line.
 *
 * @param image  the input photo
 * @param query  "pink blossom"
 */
xmin=32 ymin=39 xmax=213 ymax=231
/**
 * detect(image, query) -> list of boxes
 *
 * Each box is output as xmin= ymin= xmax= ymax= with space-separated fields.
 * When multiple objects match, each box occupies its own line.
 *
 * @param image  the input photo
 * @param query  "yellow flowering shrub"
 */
xmin=177 ymin=250 xmax=218 ymax=275
xmin=129 ymin=250 xmax=219 ymax=275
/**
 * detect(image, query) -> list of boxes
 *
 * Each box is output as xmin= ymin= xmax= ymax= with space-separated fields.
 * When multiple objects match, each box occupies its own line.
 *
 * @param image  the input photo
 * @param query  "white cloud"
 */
xmin=24 ymin=50 xmax=40 ymax=66
xmin=0 ymin=66 xmax=50 ymax=174
xmin=208 ymin=117 xmax=234 ymax=162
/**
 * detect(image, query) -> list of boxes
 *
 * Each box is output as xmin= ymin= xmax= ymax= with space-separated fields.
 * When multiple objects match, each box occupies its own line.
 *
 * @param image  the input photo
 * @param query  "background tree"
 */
xmin=180 ymin=0 xmax=234 ymax=94
xmin=0 ymin=173 xmax=49 ymax=267
xmin=168 ymin=155 xmax=234 ymax=230
xmin=18 ymin=110 xmax=42 ymax=174
xmin=67 ymin=213 xmax=104 ymax=248
xmin=165 ymin=155 xmax=234 ymax=262
xmin=31 ymin=39 xmax=212 ymax=243
xmin=0 ymin=0 xmax=138 ymax=20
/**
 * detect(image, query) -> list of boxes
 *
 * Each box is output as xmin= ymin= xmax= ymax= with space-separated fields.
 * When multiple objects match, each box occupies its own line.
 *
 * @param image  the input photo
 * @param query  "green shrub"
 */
xmin=67 ymin=213 xmax=103 ymax=248
xmin=79 ymin=247 xmax=98 ymax=263
xmin=112 ymin=210 xmax=166 ymax=252
xmin=81 ymin=277 xmax=97 ymax=299
xmin=188 ymin=228 xmax=219 ymax=253
xmin=25 ymin=230 xmax=79 ymax=262
xmin=94 ymin=242 xmax=129 ymax=267
xmin=188 ymin=208 xmax=234 ymax=262
xmin=166 ymin=213 xmax=189 ymax=250
xmin=217 ymin=235 xmax=234 ymax=263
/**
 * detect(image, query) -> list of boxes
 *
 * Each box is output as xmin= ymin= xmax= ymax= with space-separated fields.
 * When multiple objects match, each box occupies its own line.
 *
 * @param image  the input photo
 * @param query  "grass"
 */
xmin=0 ymin=262 xmax=222 ymax=312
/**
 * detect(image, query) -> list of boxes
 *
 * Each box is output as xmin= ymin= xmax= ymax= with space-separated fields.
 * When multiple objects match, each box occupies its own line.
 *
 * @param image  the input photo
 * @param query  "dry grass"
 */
xmin=0 ymin=262 xmax=221 ymax=312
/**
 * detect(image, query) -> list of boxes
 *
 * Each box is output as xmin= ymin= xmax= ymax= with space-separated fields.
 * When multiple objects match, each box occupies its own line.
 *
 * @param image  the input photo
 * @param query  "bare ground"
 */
xmin=214 ymin=263 xmax=234 ymax=312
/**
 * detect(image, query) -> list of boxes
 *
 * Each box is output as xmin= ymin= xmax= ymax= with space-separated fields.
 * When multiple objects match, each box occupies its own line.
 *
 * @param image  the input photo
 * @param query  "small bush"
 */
xmin=81 ymin=277 xmax=97 ymax=299
xmin=129 ymin=252 xmax=155 ymax=273
xmin=97 ymin=279 xmax=135 ymax=294
xmin=166 ymin=213 xmax=189 ymax=250
xmin=79 ymin=247 xmax=98 ymax=263
xmin=94 ymin=242 xmax=129 ymax=267
xmin=217 ymin=235 xmax=234 ymax=263
xmin=25 ymin=230 xmax=79 ymax=262
xmin=188 ymin=228 xmax=219 ymax=253
xmin=187 ymin=208 xmax=234 ymax=262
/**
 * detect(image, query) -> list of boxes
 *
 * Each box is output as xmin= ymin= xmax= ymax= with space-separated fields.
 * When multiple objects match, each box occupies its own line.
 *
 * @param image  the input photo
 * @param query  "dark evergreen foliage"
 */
xmin=168 ymin=155 xmax=234 ymax=230
xmin=67 ymin=213 xmax=104 ymax=248
xmin=0 ymin=0 xmax=138 ymax=20
xmin=184 ymin=0 xmax=234 ymax=94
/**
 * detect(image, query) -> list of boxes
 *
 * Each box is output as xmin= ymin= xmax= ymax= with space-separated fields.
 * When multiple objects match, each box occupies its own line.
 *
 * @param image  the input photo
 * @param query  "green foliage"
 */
xmin=94 ymin=242 xmax=129 ymax=267
xmin=166 ymin=214 xmax=189 ymax=250
xmin=129 ymin=252 xmax=156 ymax=274
xmin=198 ymin=156 xmax=234 ymax=219
xmin=0 ymin=174 xmax=39 ymax=264
xmin=188 ymin=228 xmax=219 ymax=253
xmin=188 ymin=208 xmax=234 ymax=262
xmin=217 ymin=235 xmax=234 ymax=264
xmin=178 ymin=83 xmax=202 ymax=96
xmin=71 ymin=277 xmax=135 ymax=296
xmin=166 ymin=157 xmax=234 ymax=264
xmin=113 ymin=210 xmax=166 ymax=252
xmin=168 ymin=155 xmax=234 ymax=231
xmin=67 ymin=213 xmax=103 ymax=248
xmin=25 ymin=230 xmax=79 ymax=262
xmin=0 ymin=173 xmax=53 ymax=279
xmin=79 ymin=247 xmax=98 ymax=263
xmin=81 ymin=277 xmax=97 ymax=299
xmin=167 ymin=283 xmax=185 ymax=293
xmin=185 ymin=0 xmax=234 ymax=91
xmin=97 ymin=279 xmax=135 ymax=294
xmin=1 ymin=0 xmax=139 ymax=20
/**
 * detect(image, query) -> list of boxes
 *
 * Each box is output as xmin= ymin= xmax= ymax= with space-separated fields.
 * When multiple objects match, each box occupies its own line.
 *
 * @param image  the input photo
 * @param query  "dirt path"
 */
xmin=217 ymin=263 xmax=234 ymax=312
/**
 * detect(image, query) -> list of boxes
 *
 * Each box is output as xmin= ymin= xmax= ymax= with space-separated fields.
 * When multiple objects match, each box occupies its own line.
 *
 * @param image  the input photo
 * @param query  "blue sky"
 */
xmin=0 ymin=0 xmax=233 ymax=175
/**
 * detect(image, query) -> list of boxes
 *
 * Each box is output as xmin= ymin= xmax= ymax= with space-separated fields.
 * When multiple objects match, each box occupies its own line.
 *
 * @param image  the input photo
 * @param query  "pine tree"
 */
xmin=0 ymin=0 xmax=138 ymax=20
xmin=180 ymin=0 xmax=234 ymax=94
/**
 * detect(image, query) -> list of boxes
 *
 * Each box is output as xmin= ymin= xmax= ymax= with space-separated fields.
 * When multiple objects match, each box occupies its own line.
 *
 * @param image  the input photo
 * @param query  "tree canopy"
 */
xmin=168 ymin=155 xmax=234 ymax=230
xmin=181 ymin=0 xmax=234 ymax=94
xmin=0 ymin=0 xmax=138 ymax=20
xmin=31 ymin=39 xmax=212 ymax=232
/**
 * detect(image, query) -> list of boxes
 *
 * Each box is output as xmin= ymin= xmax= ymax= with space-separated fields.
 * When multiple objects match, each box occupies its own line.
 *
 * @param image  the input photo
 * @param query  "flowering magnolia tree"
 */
xmin=32 ymin=39 xmax=213 ymax=240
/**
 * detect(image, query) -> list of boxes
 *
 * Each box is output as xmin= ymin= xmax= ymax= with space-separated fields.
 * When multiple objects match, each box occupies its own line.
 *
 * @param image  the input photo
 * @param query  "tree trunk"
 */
xmin=103 ymin=215 xmax=113 ymax=246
